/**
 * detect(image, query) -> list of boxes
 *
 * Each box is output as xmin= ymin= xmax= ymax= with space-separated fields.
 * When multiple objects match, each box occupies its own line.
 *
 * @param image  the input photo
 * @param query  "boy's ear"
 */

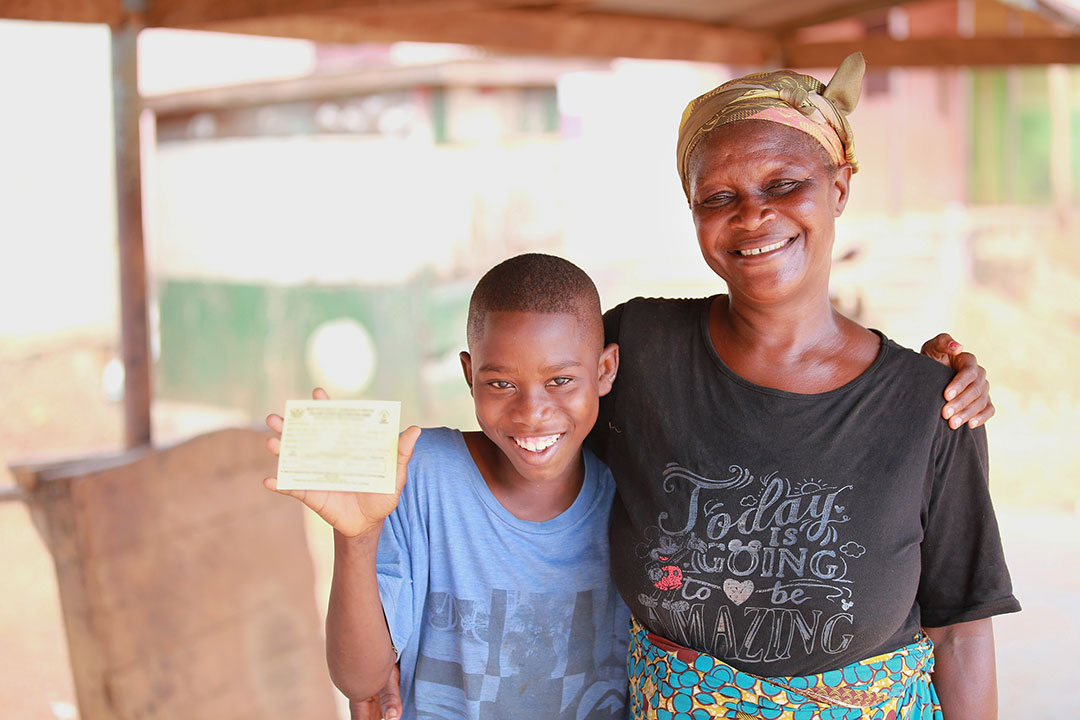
xmin=459 ymin=351 xmax=474 ymax=392
xmin=597 ymin=343 xmax=619 ymax=397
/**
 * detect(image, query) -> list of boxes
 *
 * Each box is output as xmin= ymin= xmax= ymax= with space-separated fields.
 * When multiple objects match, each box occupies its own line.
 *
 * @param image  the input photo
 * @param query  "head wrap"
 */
xmin=676 ymin=52 xmax=866 ymax=201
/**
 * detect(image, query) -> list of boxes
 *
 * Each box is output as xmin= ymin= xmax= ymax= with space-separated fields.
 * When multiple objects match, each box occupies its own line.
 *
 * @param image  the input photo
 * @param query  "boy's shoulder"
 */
xmin=409 ymin=426 xmax=472 ymax=474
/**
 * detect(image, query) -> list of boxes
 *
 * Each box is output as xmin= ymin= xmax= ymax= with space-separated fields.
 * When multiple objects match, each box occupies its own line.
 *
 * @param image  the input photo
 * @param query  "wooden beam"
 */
xmin=194 ymin=9 xmax=778 ymax=65
xmin=111 ymin=20 xmax=153 ymax=449
xmin=753 ymin=0 xmax=899 ymax=34
xmin=784 ymin=36 xmax=1080 ymax=66
xmin=0 ymin=0 xmax=122 ymax=24
xmin=143 ymin=57 xmax=607 ymax=117
xmin=146 ymin=0 xmax=585 ymax=27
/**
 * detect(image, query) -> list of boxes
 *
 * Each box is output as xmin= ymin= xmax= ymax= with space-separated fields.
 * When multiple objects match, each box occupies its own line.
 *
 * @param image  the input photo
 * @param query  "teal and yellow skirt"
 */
xmin=628 ymin=617 xmax=941 ymax=720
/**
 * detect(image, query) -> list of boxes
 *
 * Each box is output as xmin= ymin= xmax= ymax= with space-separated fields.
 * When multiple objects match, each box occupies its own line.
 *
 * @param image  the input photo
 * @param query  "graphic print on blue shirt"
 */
xmin=377 ymin=427 xmax=631 ymax=719
xmin=415 ymin=587 xmax=626 ymax=718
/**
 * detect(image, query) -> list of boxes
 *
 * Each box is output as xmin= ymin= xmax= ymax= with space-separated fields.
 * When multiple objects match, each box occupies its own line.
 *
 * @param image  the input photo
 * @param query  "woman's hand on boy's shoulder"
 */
xmin=920 ymin=333 xmax=995 ymax=430
xmin=263 ymin=387 xmax=422 ymax=538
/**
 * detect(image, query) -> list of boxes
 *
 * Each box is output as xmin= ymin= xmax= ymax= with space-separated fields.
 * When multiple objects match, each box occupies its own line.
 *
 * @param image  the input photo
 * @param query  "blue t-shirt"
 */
xmin=377 ymin=427 xmax=631 ymax=719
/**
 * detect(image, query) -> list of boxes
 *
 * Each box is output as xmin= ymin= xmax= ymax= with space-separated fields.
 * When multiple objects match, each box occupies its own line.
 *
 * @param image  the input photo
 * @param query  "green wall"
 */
xmin=157 ymin=276 xmax=473 ymax=426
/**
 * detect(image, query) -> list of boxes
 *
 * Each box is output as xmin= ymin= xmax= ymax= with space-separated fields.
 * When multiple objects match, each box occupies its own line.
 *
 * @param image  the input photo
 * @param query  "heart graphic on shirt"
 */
xmin=723 ymin=579 xmax=754 ymax=605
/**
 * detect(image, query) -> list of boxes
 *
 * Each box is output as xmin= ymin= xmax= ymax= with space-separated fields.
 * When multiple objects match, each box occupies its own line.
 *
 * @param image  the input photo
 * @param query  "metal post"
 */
xmin=111 ymin=17 xmax=152 ymax=448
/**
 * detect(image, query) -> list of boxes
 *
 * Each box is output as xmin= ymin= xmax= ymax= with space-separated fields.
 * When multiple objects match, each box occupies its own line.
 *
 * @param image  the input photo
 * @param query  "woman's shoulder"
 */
xmin=605 ymin=295 xmax=713 ymax=340
xmin=870 ymin=334 xmax=961 ymax=417
xmin=876 ymin=335 xmax=956 ymax=384
xmin=609 ymin=295 xmax=712 ymax=314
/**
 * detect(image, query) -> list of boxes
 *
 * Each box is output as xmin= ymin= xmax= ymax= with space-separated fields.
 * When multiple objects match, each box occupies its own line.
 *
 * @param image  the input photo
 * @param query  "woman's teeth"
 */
xmin=513 ymin=434 xmax=561 ymax=452
xmin=738 ymin=238 xmax=792 ymax=256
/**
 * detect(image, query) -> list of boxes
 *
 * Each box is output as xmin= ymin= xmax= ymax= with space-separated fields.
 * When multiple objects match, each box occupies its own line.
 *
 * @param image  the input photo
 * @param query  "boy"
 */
xmin=265 ymin=254 xmax=630 ymax=718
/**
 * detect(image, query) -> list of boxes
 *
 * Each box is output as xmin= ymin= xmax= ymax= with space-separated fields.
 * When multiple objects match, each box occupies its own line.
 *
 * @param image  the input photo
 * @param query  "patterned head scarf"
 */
xmin=676 ymin=52 xmax=866 ymax=202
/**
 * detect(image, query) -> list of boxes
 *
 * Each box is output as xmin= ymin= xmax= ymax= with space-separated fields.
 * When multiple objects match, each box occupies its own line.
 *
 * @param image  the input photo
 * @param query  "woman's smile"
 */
xmin=732 ymin=235 xmax=798 ymax=257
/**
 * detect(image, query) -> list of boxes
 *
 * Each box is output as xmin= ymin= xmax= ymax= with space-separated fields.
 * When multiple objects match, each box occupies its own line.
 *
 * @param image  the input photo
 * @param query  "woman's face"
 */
xmin=687 ymin=120 xmax=852 ymax=308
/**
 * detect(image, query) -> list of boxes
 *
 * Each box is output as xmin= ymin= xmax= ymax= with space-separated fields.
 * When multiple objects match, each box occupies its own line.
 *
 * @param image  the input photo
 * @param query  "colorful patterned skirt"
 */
xmin=627 ymin=617 xmax=942 ymax=720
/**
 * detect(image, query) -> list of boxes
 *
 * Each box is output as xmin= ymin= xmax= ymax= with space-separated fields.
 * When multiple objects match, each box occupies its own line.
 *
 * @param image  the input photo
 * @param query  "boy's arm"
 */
xmin=326 ymin=526 xmax=397 ymax=700
xmin=924 ymin=619 xmax=998 ymax=719
xmin=264 ymin=388 xmax=421 ymax=700
xmin=920 ymin=334 xmax=994 ymax=429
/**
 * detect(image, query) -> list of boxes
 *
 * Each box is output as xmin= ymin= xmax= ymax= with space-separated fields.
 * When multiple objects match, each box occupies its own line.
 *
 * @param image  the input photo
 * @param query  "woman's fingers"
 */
xmin=379 ymin=665 xmax=403 ymax=720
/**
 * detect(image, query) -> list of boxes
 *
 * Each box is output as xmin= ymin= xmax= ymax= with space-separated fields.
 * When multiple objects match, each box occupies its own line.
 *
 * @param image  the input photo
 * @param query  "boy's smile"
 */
xmin=460 ymin=310 xmax=617 ymax=517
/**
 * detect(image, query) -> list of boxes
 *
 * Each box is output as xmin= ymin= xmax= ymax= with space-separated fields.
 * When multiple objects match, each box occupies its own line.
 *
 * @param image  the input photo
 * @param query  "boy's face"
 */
xmin=460 ymin=310 xmax=618 ymax=488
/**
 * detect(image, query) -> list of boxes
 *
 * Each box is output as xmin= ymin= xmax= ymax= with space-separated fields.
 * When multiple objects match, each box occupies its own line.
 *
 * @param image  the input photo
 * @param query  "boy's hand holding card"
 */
xmin=264 ymin=393 xmax=421 ymax=538
xmin=276 ymin=399 xmax=401 ymax=493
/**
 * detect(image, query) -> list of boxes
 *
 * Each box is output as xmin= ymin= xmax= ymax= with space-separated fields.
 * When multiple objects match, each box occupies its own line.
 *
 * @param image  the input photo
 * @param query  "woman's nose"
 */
xmin=730 ymin=196 xmax=775 ymax=231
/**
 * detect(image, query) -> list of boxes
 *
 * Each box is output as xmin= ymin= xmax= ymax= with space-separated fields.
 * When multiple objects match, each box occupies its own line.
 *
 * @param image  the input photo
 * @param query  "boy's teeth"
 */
xmin=513 ymin=434 xmax=561 ymax=452
xmin=738 ymin=238 xmax=790 ymax=256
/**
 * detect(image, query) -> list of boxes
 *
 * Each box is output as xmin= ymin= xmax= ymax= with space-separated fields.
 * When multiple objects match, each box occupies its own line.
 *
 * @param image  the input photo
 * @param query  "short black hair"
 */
xmin=466 ymin=253 xmax=602 ymax=349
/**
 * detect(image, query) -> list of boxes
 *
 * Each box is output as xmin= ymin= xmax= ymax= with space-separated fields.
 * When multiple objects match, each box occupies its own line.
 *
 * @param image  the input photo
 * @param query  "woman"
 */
xmin=596 ymin=53 xmax=1019 ymax=718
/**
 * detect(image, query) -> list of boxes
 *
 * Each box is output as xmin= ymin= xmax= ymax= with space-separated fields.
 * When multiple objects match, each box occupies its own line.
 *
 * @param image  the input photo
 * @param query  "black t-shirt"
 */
xmin=590 ymin=296 xmax=1020 ymax=677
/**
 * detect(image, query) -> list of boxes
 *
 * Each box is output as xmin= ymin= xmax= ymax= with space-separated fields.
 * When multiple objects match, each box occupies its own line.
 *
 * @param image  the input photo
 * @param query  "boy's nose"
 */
xmin=511 ymin=389 xmax=551 ymax=425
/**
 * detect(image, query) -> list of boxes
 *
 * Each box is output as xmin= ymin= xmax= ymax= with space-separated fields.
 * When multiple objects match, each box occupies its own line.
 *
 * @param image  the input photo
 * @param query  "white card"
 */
xmin=276 ymin=399 xmax=401 ymax=493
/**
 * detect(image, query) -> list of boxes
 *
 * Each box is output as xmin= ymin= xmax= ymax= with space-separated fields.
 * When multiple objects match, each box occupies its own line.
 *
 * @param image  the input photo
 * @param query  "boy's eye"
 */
xmin=548 ymin=376 xmax=573 ymax=387
xmin=488 ymin=380 xmax=513 ymax=390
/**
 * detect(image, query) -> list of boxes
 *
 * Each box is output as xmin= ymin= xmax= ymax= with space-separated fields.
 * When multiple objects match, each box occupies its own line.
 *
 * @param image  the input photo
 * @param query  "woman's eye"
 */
xmin=767 ymin=180 xmax=802 ymax=194
xmin=701 ymin=192 xmax=734 ymax=207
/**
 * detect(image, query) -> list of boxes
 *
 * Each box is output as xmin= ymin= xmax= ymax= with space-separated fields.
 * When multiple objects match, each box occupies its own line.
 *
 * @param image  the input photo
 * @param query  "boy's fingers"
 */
xmin=944 ymin=379 xmax=990 ymax=427
xmin=266 ymin=436 xmax=281 ymax=455
xmin=398 ymin=426 xmax=421 ymax=464
xmin=313 ymin=387 xmax=330 ymax=400
xmin=264 ymin=477 xmax=310 ymax=503
xmin=921 ymin=333 xmax=950 ymax=358
xmin=967 ymin=401 xmax=996 ymax=429
xmin=941 ymin=351 xmax=984 ymax=403
xmin=266 ymin=413 xmax=283 ymax=433
xmin=395 ymin=426 xmax=422 ymax=490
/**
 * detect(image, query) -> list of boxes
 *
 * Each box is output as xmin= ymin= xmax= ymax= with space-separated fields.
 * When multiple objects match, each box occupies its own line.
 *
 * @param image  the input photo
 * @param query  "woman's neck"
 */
xmin=708 ymin=293 xmax=879 ymax=394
